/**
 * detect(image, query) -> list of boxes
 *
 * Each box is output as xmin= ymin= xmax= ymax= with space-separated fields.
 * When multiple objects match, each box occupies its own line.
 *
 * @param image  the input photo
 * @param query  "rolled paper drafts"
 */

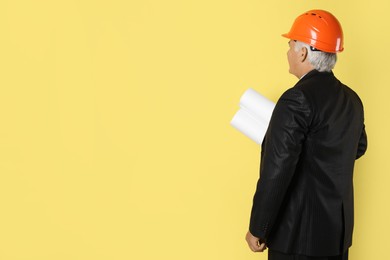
xmin=230 ymin=88 xmax=275 ymax=144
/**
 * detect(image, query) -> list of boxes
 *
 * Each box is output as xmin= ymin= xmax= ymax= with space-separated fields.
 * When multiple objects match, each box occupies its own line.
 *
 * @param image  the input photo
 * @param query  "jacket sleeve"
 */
xmin=355 ymin=96 xmax=367 ymax=159
xmin=356 ymin=124 xmax=367 ymax=159
xmin=249 ymin=88 xmax=311 ymax=241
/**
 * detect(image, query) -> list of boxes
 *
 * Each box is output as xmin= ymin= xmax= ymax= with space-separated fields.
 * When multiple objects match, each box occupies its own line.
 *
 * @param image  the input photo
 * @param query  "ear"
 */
xmin=300 ymin=47 xmax=308 ymax=62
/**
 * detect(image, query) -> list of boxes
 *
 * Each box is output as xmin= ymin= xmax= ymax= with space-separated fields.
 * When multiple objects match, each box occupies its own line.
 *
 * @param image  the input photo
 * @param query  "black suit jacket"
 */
xmin=249 ymin=70 xmax=367 ymax=257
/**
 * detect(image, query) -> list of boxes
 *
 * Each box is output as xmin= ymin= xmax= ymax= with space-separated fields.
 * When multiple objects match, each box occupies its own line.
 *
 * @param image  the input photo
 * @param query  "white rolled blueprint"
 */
xmin=240 ymin=88 xmax=275 ymax=122
xmin=230 ymin=88 xmax=275 ymax=145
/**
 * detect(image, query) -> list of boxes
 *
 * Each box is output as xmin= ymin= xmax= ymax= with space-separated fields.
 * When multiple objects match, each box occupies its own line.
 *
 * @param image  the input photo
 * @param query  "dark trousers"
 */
xmin=268 ymin=249 xmax=348 ymax=260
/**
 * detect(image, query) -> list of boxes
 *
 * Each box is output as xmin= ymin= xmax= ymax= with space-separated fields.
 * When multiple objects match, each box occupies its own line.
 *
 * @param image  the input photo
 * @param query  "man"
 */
xmin=245 ymin=10 xmax=367 ymax=260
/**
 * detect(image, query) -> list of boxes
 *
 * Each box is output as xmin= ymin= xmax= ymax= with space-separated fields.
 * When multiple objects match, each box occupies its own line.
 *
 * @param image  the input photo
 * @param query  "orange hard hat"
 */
xmin=282 ymin=10 xmax=344 ymax=53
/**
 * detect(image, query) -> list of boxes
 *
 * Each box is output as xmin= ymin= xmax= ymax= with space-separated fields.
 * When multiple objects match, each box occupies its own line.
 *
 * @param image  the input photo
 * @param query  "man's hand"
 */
xmin=245 ymin=231 xmax=267 ymax=252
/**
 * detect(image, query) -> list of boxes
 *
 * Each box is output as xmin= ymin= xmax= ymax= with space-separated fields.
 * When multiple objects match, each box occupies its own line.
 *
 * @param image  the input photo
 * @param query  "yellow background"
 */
xmin=0 ymin=0 xmax=386 ymax=259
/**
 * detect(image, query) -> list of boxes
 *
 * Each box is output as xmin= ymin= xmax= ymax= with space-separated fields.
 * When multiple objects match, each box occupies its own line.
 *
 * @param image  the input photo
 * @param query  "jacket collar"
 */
xmin=298 ymin=69 xmax=334 ymax=83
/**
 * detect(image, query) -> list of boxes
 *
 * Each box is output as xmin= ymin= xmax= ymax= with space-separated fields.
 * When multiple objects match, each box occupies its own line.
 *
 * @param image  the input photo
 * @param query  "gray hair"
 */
xmin=294 ymin=41 xmax=337 ymax=72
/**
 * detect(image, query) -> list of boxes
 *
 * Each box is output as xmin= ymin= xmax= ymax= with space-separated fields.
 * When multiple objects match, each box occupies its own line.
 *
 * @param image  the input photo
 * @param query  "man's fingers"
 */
xmin=245 ymin=231 xmax=267 ymax=253
xmin=247 ymin=240 xmax=260 ymax=252
xmin=250 ymin=245 xmax=265 ymax=252
xmin=258 ymin=242 xmax=267 ymax=252
xmin=250 ymin=241 xmax=266 ymax=252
